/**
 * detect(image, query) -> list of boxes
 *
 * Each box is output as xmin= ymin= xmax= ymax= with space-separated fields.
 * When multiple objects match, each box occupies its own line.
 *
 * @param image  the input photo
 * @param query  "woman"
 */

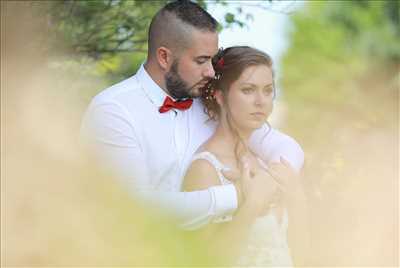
xmin=183 ymin=46 xmax=309 ymax=266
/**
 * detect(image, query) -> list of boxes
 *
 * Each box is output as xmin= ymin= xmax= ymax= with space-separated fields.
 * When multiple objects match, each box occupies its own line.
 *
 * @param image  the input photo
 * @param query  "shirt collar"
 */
xmin=136 ymin=63 xmax=173 ymax=108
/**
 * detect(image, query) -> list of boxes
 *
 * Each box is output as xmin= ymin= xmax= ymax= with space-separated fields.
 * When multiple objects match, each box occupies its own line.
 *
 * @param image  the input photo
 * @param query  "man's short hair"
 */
xmin=148 ymin=0 xmax=218 ymax=58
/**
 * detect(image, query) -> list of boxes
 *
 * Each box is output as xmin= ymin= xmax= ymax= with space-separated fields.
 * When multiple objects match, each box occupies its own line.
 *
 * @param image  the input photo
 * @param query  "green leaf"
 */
xmin=225 ymin=12 xmax=235 ymax=24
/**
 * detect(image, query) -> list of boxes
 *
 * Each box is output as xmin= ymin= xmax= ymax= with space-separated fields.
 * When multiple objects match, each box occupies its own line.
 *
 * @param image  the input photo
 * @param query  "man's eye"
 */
xmin=196 ymin=59 xmax=207 ymax=64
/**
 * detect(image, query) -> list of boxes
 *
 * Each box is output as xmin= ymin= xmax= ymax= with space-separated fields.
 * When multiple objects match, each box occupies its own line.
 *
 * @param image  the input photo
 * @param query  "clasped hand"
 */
xmin=223 ymin=156 xmax=301 ymax=215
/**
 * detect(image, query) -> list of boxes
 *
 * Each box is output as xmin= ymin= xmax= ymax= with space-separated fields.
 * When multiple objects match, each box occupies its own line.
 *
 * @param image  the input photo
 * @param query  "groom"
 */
xmin=81 ymin=0 xmax=303 ymax=229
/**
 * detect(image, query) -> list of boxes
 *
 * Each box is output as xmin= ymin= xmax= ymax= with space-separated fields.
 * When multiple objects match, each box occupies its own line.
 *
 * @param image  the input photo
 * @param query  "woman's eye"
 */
xmin=264 ymin=87 xmax=273 ymax=95
xmin=242 ymin=88 xmax=253 ymax=94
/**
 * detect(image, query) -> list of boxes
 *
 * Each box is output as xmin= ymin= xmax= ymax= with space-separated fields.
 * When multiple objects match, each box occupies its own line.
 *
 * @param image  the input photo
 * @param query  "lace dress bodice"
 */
xmin=191 ymin=151 xmax=293 ymax=267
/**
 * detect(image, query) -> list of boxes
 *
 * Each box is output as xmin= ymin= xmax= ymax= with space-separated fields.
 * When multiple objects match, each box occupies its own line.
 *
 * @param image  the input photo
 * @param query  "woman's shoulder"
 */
xmin=183 ymin=151 xmax=222 ymax=191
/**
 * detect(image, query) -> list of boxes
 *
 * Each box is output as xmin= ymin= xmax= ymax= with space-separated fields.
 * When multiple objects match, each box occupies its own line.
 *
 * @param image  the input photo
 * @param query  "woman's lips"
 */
xmin=251 ymin=112 xmax=266 ymax=116
xmin=250 ymin=112 xmax=267 ymax=120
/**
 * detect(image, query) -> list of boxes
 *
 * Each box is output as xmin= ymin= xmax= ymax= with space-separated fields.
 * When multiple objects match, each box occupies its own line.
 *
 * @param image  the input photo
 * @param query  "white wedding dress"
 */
xmin=192 ymin=151 xmax=293 ymax=267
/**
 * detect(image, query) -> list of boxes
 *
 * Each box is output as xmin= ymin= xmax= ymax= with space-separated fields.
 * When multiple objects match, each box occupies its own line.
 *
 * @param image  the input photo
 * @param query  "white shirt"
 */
xmin=81 ymin=64 xmax=304 ymax=229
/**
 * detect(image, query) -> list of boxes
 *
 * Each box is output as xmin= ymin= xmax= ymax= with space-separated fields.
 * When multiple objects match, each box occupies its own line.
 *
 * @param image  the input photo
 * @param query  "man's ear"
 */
xmin=156 ymin=46 xmax=172 ymax=71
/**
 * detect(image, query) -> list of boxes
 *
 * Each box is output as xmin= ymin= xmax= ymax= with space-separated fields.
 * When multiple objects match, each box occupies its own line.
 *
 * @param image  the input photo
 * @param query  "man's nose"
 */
xmin=203 ymin=62 xmax=215 ymax=78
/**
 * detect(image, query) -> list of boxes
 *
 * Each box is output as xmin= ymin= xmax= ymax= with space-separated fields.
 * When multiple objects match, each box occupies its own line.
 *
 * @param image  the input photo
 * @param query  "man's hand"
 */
xmin=224 ymin=158 xmax=278 ymax=215
xmin=267 ymin=157 xmax=305 ymax=202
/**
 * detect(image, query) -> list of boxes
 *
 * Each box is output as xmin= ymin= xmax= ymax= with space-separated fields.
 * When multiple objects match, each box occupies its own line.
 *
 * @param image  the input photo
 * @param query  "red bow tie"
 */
xmin=159 ymin=96 xmax=193 ymax=113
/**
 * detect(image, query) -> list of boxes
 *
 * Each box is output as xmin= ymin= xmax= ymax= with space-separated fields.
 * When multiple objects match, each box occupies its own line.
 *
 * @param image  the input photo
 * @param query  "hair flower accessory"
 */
xmin=212 ymin=47 xmax=225 ymax=81
xmin=217 ymin=58 xmax=224 ymax=69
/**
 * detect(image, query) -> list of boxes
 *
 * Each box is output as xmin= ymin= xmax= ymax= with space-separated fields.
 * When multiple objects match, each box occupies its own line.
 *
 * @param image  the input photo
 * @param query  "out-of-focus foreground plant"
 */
xmin=280 ymin=1 xmax=398 ymax=266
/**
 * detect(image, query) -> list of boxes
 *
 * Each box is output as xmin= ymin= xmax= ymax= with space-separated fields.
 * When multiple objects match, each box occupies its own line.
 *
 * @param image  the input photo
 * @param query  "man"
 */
xmin=81 ymin=0 xmax=303 ymax=230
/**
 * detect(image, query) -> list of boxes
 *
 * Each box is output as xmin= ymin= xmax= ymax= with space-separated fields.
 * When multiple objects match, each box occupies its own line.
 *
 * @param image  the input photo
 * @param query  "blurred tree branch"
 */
xmin=36 ymin=0 xmax=283 ymax=59
xmin=26 ymin=0 xmax=291 ymax=81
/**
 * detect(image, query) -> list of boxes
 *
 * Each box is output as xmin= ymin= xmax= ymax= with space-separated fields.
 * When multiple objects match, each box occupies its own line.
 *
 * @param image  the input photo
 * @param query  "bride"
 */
xmin=183 ymin=46 xmax=310 ymax=266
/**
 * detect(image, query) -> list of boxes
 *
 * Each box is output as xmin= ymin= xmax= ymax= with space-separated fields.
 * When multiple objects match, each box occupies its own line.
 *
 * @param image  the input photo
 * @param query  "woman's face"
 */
xmin=222 ymin=64 xmax=274 ymax=134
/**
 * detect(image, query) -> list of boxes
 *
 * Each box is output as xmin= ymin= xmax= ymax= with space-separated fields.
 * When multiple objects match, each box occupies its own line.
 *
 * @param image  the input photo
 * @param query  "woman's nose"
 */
xmin=255 ymin=91 xmax=267 ymax=106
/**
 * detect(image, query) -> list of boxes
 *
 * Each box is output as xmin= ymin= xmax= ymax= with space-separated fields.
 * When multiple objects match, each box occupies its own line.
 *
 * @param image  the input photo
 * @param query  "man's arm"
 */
xmin=249 ymin=124 xmax=304 ymax=173
xmin=80 ymin=100 xmax=238 ymax=229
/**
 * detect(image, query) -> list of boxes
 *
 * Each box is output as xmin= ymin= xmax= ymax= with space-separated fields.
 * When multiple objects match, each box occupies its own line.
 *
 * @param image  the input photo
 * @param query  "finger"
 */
xmin=269 ymin=161 xmax=282 ymax=167
xmin=269 ymin=159 xmax=295 ymax=174
xmin=268 ymin=162 xmax=285 ymax=171
xmin=239 ymin=156 xmax=251 ymax=169
xmin=278 ymin=157 xmax=298 ymax=178
xmin=268 ymin=163 xmax=286 ymax=169
xmin=280 ymin=156 xmax=294 ymax=170
xmin=255 ymin=168 xmax=284 ymax=190
xmin=221 ymin=168 xmax=241 ymax=182
xmin=265 ymin=169 xmax=286 ymax=192
xmin=242 ymin=160 xmax=251 ymax=181
xmin=268 ymin=164 xmax=286 ymax=177
xmin=240 ymin=154 xmax=251 ymax=164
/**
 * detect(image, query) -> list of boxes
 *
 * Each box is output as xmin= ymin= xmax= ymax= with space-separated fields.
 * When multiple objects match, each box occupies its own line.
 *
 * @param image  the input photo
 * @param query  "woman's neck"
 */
xmin=218 ymin=115 xmax=252 ymax=140
xmin=211 ymin=120 xmax=251 ymax=155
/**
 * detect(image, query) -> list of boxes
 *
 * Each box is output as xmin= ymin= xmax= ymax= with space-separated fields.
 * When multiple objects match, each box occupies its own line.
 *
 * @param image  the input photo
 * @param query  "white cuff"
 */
xmin=210 ymin=184 xmax=238 ymax=220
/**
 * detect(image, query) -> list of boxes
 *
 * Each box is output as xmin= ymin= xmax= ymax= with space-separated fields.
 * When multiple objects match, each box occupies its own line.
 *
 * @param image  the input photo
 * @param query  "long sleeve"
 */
xmin=80 ymin=100 xmax=238 ymax=229
xmin=249 ymin=124 xmax=304 ymax=173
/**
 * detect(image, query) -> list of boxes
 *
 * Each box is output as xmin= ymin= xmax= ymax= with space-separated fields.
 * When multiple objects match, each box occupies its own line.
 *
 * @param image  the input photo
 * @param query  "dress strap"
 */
xmin=191 ymin=151 xmax=231 ymax=185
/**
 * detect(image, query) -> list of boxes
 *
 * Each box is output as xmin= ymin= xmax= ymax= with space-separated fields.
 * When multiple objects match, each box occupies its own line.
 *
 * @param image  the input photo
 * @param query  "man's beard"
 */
xmin=165 ymin=60 xmax=203 ymax=100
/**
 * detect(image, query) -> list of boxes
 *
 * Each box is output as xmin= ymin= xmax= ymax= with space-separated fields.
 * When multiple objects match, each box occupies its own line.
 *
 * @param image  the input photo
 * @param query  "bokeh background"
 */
xmin=1 ymin=0 xmax=398 ymax=266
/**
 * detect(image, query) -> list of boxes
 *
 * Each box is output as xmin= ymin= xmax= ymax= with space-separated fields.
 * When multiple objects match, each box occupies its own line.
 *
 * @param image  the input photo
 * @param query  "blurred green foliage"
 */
xmin=36 ymin=0 xmax=270 ymax=85
xmin=280 ymin=1 xmax=398 ymax=265
xmin=281 ymin=0 xmax=398 ymax=146
xmin=45 ymin=1 xmax=165 ymax=56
